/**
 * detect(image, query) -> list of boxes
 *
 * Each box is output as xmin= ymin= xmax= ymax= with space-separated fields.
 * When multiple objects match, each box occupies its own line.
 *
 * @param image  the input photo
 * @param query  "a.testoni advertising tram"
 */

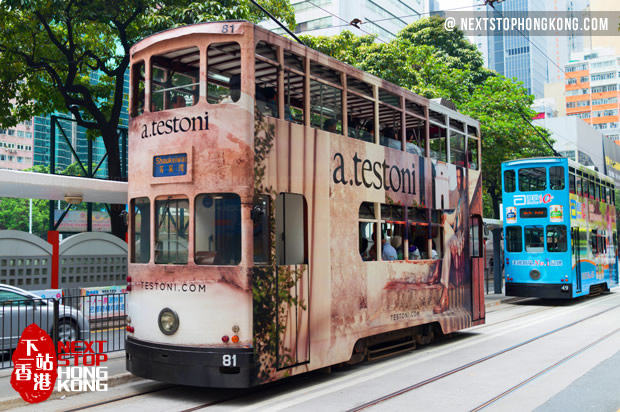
xmin=502 ymin=157 xmax=619 ymax=298
xmin=125 ymin=21 xmax=486 ymax=388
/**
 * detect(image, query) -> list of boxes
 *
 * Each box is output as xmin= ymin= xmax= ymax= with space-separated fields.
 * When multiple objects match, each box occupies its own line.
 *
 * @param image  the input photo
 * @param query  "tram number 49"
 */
xmin=221 ymin=24 xmax=235 ymax=33
xmin=222 ymin=354 xmax=237 ymax=367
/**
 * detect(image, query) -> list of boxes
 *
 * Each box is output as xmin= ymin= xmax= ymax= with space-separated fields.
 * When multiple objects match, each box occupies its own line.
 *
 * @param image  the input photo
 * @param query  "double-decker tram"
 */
xmin=502 ymin=157 xmax=619 ymax=299
xmin=126 ymin=21 xmax=485 ymax=388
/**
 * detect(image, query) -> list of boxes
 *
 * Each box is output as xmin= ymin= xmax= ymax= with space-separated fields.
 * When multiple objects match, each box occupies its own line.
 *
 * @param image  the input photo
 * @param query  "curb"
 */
xmin=0 ymin=372 xmax=142 ymax=409
xmin=484 ymin=296 xmax=525 ymax=308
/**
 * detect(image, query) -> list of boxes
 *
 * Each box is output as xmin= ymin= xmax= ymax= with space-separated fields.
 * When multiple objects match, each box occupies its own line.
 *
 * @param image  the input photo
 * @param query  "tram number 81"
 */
xmin=222 ymin=354 xmax=237 ymax=367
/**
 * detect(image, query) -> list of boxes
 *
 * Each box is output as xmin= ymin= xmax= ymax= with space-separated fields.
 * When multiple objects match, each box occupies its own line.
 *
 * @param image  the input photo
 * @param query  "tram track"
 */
xmin=345 ymin=302 xmax=620 ymax=412
xmin=63 ymin=384 xmax=178 ymax=411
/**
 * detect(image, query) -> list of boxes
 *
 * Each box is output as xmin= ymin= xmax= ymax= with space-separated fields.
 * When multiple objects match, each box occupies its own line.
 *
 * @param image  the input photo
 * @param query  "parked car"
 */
xmin=0 ymin=284 xmax=89 ymax=351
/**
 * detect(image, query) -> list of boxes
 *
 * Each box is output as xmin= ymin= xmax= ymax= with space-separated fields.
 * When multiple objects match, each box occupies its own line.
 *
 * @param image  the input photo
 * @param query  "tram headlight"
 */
xmin=158 ymin=308 xmax=179 ymax=335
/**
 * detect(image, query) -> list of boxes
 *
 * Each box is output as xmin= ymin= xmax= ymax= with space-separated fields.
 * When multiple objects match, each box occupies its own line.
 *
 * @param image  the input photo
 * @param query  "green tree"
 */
xmin=302 ymin=17 xmax=554 ymax=218
xmin=0 ymin=0 xmax=295 ymax=238
xmin=0 ymin=197 xmax=48 ymax=237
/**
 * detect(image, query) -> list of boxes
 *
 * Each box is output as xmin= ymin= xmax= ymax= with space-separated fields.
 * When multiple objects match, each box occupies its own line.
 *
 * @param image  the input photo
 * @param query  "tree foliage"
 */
xmin=0 ymin=0 xmax=295 ymax=237
xmin=301 ymin=17 xmax=553 ymax=218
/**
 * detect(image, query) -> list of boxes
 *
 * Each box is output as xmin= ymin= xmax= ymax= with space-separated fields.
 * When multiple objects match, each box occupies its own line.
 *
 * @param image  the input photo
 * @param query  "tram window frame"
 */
xmin=252 ymin=195 xmax=271 ymax=265
xmin=309 ymin=76 xmax=343 ymax=134
xmin=449 ymin=129 xmax=466 ymax=167
xmin=470 ymin=215 xmax=483 ymax=258
xmin=283 ymin=51 xmax=306 ymax=125
xmin=588 ymin=177 xmax=595 ymax=199
xmin=569 ymin=172 xmax=576 ymax=194
xmin=549 ymin=166 xmax=565 ymax=190
xmin=429 ymin=124 xmax=447 ymax=163
xmin=594 ymin=180 xmax=600 ymax=201
xmin=583 ymin=178 xmax=589 ymax=198
xmin=155 ymin=196 xmax=189 ymax=265
xmin=524 ymin=225 xmax=545 ymax=252
xmin=348 ymin=90 xmax=376 ymax=143
xmin=255 ymin=41 xmax=279 ymax=119
xmin=405 ymin=113 xmax=426 ymax=156
xmin=131 ymin=60 xmax=145 ymax=117
xmin=381 ymin=204 xmax=406 ymax=260
xmin=407 ymin=207 xmax=430 ymax=260
xmin=359 ymin=202 xmax=378 ymax=262
xmin=546 ymin=225 xmax=567 ymax=252
xmin=130 ymin=197 xmax=150 ymax=264
xmin=576 ymin=175 xmax=582 ymax=196
xmin=506 ymin=226 xmax=523 ymax=253
xmin=504 ymin=170 xmax=516 ymax=193
xmin=468 ymin=137 xmax=479 ymax=170
xmin=194 ymin=193 xmax=241 ymax=266
xmin=518 ymin=167 xmax=546 ymax=192
xmin=379 ymin=100 xmax=402 ymax=151
xmin=151 ymin=46 xmax=200 ymax=112
xmin=207 ymin=42 xmax=242 ymax=105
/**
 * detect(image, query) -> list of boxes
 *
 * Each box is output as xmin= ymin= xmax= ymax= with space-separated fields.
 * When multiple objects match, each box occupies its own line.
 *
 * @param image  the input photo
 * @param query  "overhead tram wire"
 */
xmin=250 ymin=0 xmax=306 ymax=45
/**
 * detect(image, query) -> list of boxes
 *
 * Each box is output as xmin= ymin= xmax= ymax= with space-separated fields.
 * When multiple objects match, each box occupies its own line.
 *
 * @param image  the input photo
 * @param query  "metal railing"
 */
xmin=0 ymin=293 xmax=126 ymax=369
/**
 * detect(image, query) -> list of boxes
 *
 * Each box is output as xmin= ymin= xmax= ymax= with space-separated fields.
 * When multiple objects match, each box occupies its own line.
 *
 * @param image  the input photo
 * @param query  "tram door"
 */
xmin=572 ymin=227 xmax=582 ymax=293
xmin=274 ymin=193 xmax=310 ymax=369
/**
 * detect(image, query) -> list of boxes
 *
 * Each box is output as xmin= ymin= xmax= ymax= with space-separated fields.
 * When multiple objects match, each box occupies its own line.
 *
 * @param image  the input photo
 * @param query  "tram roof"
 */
xmin=502 ymin=156 xmax=613 ymax=183
xmin=0 ymin=170 xmax=127 ymax=204
xmin=130 ymin=21 xmax=480 ymax=130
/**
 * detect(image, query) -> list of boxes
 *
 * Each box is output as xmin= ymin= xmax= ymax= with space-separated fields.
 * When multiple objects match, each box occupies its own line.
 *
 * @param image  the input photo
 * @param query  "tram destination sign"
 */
xmin=153 ymin=153 xmax=187 ymax=177
xmin=520 ymin=207 xmax=547 ymax=218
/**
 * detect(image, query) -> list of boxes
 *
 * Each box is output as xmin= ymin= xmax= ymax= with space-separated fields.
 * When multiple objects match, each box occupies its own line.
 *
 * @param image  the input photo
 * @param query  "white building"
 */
xmin=262 ymin=0 xmax=428 ymax=42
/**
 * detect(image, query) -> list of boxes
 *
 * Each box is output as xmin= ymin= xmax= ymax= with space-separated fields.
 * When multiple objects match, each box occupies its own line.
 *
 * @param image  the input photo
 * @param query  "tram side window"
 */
xmin=429 ymin=125 xmax=447 ymax=163
xmin=583 ymin=178 xmax=589 ymax=198
xmin=569 ymin=173 xmax=576 ymax=194
xmin=504 ymin=170 xmax=516 ymax=193
xmin=131 ymin=197 xmax=150 ymax=263
xmin=549 ymin=166 xmax=565 ymax=190
xmin=594 ymin=181 xmax=600 ymax=201
xmin=470 ymin=215 xmax=483 ymax=258
xmin=405 ymin=113 xmax=426 ymax=157
xmin=379 ymin=89 xmax=402 ymax=150
xmin=347 ymin=78 xmax=376 ymax=143
xmin=576 ymin=175 xmax=582 ymax=196
xmin=519 ymin=168 xmax=546 ymax=192
xmin=155 ymin=197 xmax=189 ymax=264
xmin=588 ymin=177 xmax=595 ymax=199
xmin=468 ymin=137 xmax=479 ymax=170
xmin=195 ymin=194 xmax=241 ymax=265
xmin=151 ymin=47 xmax=199 ymax=112
xmin=255 ymin=41 xmax=278 ymax=118
xmin=310 ymin=64 xmax=342 ymax=134
xmin=207 ymin=42 xmax=242 ymax=104
xmin=381 ymin=204 xmax=405 ymax=260
xmin=359 ymin=202 xmax=377 ymax=261
xmin=252 ymin=195 xmax=271 ymax=265
xmin=524 ymin=226 xmax=544 ymax=252
xmin=506 ymin=226 xmax=522 ymax=252
xmin=275 ymin=193 xmax=308 ymax=265
xmin=131 ymin=61 xmax=145 ymax=117
xmin=546 ymin=225 xmax=567 ymax=252
xmin=284 ymin=50 xmax=305 ymax=125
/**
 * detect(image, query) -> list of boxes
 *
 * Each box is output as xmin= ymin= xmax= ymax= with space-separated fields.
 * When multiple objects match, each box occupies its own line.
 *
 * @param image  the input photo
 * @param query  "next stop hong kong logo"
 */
xmin=11 ymin=324 xmax=108 ymax=404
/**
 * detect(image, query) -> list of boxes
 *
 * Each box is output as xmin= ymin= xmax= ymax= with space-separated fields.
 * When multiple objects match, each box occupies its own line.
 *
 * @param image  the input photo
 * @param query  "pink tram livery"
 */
xmin=126 ymin=21 xmax=486 ymax=387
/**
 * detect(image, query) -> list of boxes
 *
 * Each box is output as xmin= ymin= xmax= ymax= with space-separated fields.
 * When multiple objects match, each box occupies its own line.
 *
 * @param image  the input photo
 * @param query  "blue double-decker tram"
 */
xmin=502 ymin=157 xmax=619 ymax=299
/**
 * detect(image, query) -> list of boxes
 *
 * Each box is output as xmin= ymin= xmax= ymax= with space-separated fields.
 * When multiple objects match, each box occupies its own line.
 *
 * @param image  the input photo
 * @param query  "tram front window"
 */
xmin=524 ymin=226 xmax=545 ymax=252
xmin=155 ymin=197 xmax=189 ymax=264
xmin=195 ymin=194 xmax=241 ymax=265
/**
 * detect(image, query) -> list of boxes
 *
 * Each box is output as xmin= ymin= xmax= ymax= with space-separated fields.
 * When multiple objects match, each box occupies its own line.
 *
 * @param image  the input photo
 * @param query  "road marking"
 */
xmin=237 ymin=293 xmax=620 ymax=412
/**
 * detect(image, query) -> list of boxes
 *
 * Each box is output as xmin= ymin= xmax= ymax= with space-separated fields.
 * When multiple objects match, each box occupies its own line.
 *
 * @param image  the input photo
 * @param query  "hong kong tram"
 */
xmin=502 ymin=157 xmax=619 ymax=299
xmin=125 ymin=21 xmax=486 ymax=388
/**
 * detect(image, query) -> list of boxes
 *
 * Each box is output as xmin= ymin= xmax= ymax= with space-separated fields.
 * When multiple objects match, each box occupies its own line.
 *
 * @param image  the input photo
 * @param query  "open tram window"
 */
xmin=569 ymin=172 xmax=576 ymax=194
xmin=130 ymin=197 xmax=150 ymax=263
xmin=549 ymin=166 xmax=565 ymax=190
xmin=504 ymin=170 xmax=516 ymax=193
xmin=405 ymin=113 xmax=426 ymax=156
xmin=449 ymin=130 xmax=466 ymax=167
xmin=155 ymin=197 xmax=189 ymax=264
xmin=379 ymin=89 xmax=402 ymax=151
xmin=467 ymin=137 xmax=479 ymax=170
xmin=518 ymin=168 xmax=546 ymax=192
xmin=524 ymin=226 xmax=544 ymax=252
xmin=347 ymin=78 xmax=375 ymax=143
xmin=546 ymin=225 xmax=567 ymax=252
xmin=359 ymin=202 xmax=378 ymax=262
xmin=131 ymin=61 xmax=145 ymax=117
xmin=194 ymin=194 xmax=241 ymax=265
xmin=310 ymin=63 xmax=342 ymax=134
xmin=151 ymin=47 xmax=200 ymax=112
xmin=429 ymin=124 xmax=447 ymax=162
xmin=381 ymin=204 xmax=405 ymax=260
xmin=506 ymin=226 xmax=522 ymax=252
xmin=252 ymin=195 xmax=271 ymax=265
xmin=284 ymin=51 xmax=305 ymax=125
xmin=207 ymin=42 xmax=242 ymax=104
xmin=255 ymin=41 xmax=279 ymax=118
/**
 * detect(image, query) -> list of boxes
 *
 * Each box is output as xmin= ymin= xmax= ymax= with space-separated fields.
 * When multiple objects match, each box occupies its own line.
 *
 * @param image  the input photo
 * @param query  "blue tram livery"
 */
xmin=502 ymin=157 xmax=619 ymax=298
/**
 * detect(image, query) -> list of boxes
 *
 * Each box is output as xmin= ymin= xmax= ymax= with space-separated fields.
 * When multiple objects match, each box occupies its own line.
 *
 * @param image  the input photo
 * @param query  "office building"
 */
xmin=0 ymin=120 xmax=34 ymax=171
